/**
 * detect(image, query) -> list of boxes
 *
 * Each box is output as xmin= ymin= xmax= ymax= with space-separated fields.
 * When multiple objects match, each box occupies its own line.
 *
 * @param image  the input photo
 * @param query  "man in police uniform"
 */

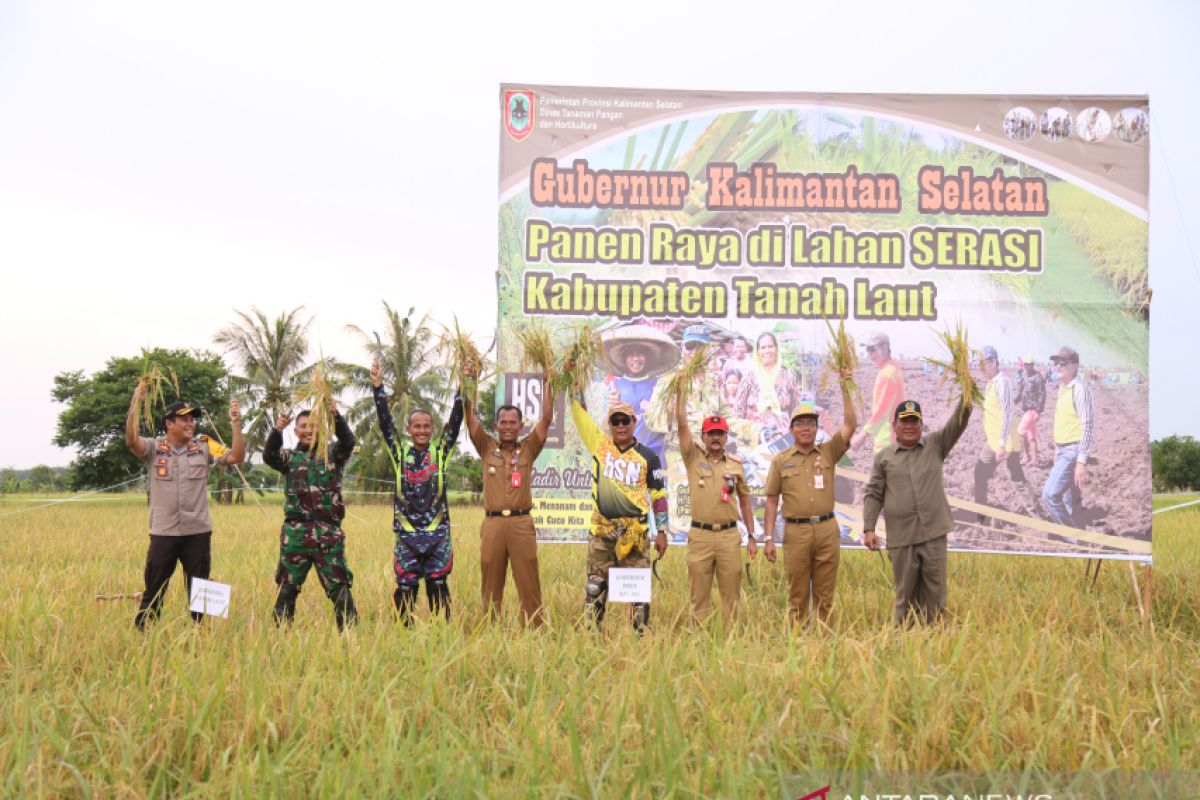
xmin=675 ymin=389 xmax=759 ymax=621
xmin=464 ymin=370 xmax=555 ymax=627
xmin=762 ymin=375 xmax=856 ymax=627
xmin=124 ymin=388 xmax=245 ymax=629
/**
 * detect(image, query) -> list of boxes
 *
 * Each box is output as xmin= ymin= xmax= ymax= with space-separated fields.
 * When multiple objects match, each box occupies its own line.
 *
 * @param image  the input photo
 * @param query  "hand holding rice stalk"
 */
xmin=131 ymin=353 xmax=180 ymax=433
xmin=820 ymin=316 xmax=864 ymax=415
xmin=513 ymin=319 xmax=555 ymax=376
xmin=552 ymin=321 xmax=603 ymax=396
xmin=441 ymin=318 xmax=490 ymax=400
xmin=925 ymin=320 xmax=984 ymax=423
xmin=655 ymin=342 xmax=713 ymax=422
xmin=291 ymin=359 xmax=338 ymax=463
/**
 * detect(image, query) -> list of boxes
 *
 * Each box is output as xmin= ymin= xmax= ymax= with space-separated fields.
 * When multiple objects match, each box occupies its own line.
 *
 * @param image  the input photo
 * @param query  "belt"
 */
xmin=485 ymin=508 xmax=532 ymax=518
xmin=784 ymin=513 xmax=835 ymax=525
xmin=691 ymin=520 xmax=738 ymax=532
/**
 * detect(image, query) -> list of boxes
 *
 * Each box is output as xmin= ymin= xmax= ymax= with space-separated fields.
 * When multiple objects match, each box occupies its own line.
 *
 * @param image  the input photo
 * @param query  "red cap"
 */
xmin=701 ymin=415 xmax=729 ymax=433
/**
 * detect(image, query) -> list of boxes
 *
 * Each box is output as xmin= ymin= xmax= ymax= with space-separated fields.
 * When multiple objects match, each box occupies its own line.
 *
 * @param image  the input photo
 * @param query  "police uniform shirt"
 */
xmin=680 ymin=434 xmax=748 ymax=526
xmin=764 ymin=431 xmax=849 ymax=519
xmin=469 ymin=424 xmax=547 ymax=513
xmin=137 ymin=435 xmax=226 ymax=536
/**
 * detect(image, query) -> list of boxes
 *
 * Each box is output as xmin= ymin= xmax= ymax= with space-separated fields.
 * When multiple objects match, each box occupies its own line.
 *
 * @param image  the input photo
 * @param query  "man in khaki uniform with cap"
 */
xmin=675 ymin=390 xmax=758 ymax=620
xmin=124 ymin=389 xmax=245 ymax=629
xmin=863 ymin=393 xmax=972 ymax=626
xmin=464 ymin=370 xmax=555 ymax=627
xmin=763 ymin=376 xmax=856 ymax=626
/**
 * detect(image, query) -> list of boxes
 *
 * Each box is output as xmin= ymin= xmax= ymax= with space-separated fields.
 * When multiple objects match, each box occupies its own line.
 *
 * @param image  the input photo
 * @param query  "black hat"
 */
xmin=894 ymin=399 xmax=922 ymax=420
xmin=164 ymin=400 xmax=202 ymax=420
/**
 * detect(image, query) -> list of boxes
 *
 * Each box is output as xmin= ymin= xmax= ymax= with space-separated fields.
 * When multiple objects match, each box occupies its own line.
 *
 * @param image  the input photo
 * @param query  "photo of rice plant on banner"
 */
xmin=496 ymin=86 xmax=1150 ymax=562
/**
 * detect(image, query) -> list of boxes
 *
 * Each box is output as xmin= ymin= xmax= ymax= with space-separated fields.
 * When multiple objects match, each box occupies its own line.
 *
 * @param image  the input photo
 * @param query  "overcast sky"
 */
xmin=1 ymin=0 xmax=1196 ymax=469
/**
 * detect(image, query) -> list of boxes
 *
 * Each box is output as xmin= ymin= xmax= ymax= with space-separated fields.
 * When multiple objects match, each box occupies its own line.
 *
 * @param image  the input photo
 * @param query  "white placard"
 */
xmin=188 ymin=577 xmax=231 ymax=618
xmin=608 ymin=568 xmax=652 ymax=603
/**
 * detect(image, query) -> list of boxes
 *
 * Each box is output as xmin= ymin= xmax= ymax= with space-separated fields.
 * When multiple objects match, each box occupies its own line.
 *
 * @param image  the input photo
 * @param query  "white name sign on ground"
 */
xmin=608 ymin=568 xmax=652 ymax=603
xmin=189 ymin=578 xmax=231 ymax=618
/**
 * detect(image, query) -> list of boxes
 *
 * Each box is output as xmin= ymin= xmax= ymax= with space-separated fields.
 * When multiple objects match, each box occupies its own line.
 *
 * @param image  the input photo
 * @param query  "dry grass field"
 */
xmin=1 ymin=497 xmax=1196 ymax=798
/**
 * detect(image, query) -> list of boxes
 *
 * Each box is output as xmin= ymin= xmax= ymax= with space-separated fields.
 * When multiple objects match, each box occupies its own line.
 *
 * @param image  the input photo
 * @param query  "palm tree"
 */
xmin=214 ymin=306 xmax=313 ymax=454
xmin=343 ymin=302 xmax=449 ymax=486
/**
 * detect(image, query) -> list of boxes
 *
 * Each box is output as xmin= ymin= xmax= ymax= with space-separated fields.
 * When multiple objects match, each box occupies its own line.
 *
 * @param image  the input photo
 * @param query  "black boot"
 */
xmin=584 ymin=576 xmax=607 ymax=630
xmin=393 ymin=586 xmax=417 ymax=626
xmin=273 ymin=584 xmax=299 ymax=626
xmin=331 ymin=586 xmax=358 ymax=631
xmin=632 ymin=602 xmax=651 ymax=635
xmin=427 ymin=578 xmax=451 ymax=622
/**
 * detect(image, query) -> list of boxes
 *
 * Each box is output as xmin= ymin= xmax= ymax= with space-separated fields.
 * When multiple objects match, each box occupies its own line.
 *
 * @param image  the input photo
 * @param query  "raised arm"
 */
xmin=674 ymin=385 xmax=694 ymax=459
xmin=838 ymin=369 xmax=858 ymax=442
xmin=263 ymin=411 xmax=290 ymax=473
xmin=332 ymin=409 xmax=355 ymax=466
xmin=441 ymin=391 xmax=464 ymax=453
xmin=370 ymin=360 xmax=399 ymax=463
xmin=125 ymin=383 xmax=148 ymax=457
xmin=222 ymin=399 xmax=245 ymax=466
xmin=532 ymin=372 xmax=555 ymax=442
xmin=935 ymin=391 xmax=973 ymax=458
xmin=571 ymin=394 xmax=603 ymax=456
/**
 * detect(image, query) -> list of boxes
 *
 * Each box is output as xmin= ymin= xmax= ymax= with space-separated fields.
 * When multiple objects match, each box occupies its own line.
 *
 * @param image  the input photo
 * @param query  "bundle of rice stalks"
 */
xmin=553 ymin=322 xmax=603 ymax=396
xmin=291 ymin=360 xmax=337 ymax=463
xmin=820 ymin=316 xmax=864 ymax=414
xmin=925 ymin=320 xmax=984 ymax=422
xmin=132 ymin=354 xmax=180 ymax=433
xmin=513 ymin=320 xmax=555 ymax=374
xmin=440 ymin=319 xmax=491 ymax=399
xmin=654 ymin=343 xmax=713 ymax=421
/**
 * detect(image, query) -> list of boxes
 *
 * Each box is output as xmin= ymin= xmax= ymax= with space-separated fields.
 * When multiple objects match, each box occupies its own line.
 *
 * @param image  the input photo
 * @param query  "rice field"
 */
xmin=1 ymin=498 xmax=1197 ymax=797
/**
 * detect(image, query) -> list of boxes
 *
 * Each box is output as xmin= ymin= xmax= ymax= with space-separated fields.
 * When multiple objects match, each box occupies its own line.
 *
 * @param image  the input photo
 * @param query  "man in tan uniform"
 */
xmin=763 ymin=376 xmax=856 ymax=627
xmin=464 ymin=371 xmax=554 ymax=627
xmin=125 ymin=390 xmax=245 ymax=629
xmin=675 ymin=391 xmax=759 ymax=621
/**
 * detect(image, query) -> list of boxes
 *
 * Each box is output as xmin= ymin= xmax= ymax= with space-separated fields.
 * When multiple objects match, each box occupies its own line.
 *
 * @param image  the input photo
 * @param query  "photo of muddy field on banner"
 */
xmin=497 ymin=86 xmax=1150 ymax=562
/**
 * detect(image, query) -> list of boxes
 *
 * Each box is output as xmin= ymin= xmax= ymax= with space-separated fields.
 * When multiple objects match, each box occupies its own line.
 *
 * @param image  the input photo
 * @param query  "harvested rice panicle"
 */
xmin=655 ymin=342 xmax=713 ymax=421
xmin=924 ymin=320 xmax=983 ymax=423
xmin=820 ymin=316 xmax=864 ymax=414
xmin=553 ymin=322 xmax=603 ymax=396
xmin=291 ymin=359 xmax=337 ymax=463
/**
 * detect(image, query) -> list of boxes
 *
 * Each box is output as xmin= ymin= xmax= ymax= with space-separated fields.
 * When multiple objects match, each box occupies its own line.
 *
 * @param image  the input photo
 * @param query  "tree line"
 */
xmin=44 ymin=303 xmax=494 ymax=495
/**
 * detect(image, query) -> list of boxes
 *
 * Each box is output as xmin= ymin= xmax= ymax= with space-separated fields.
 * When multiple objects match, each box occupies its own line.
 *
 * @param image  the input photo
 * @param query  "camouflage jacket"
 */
xmin=264 ymin=413 xmax=355 ymax=524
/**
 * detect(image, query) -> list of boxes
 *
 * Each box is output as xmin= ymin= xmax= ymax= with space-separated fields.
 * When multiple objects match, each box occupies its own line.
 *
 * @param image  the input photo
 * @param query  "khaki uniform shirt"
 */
xmin=863 ymin=400 xmax=971 ymax=547
xmin=469 ymin=425 xmax=548 ymax=513
xmin=680 ymin=435 xmax=749 ymax=526
xmin=765 ymin=431 xmax=849 ymax=519
xmin=137 ymin=435 xmax=224 ymax=536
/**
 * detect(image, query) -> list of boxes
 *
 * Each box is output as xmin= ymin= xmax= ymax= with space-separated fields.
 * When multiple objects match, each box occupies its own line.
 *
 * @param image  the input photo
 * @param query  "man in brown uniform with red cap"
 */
xmin=464 ymin=370 xmax=555 ymax=626
xmin=675 ymin=390 xmax=759 ymax=620
xmin=763 ymin=375 xmax=856 ymax=627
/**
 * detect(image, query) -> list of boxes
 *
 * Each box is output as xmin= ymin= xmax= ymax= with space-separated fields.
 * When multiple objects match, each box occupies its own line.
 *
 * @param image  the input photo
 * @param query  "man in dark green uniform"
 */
xmin=263 ymin=404 xmax=358 ymax=630
xmin=863 ymin=392 xmax=973 ymax=626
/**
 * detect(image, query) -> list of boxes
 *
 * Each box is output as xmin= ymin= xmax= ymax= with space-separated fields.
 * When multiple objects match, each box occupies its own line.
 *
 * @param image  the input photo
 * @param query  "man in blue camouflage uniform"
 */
xmin=263 ymin=404 xmax=358 ymax=630
xmin=372 ymin=360 xmax=463 ymax=623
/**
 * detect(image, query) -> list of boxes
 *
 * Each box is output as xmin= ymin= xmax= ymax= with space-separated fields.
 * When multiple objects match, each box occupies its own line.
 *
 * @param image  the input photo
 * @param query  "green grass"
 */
xmin=1 ymin=501 xmax=1197 ymax=797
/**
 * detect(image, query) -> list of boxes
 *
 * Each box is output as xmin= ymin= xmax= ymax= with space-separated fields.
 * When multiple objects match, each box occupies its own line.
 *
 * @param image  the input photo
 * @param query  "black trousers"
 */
xmin=135 ymin=532 xmax=212 ymax=628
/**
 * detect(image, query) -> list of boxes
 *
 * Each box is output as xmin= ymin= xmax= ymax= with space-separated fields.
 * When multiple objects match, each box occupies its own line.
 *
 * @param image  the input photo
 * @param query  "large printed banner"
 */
xmin=497 ymin=86 xmax=1151 ymax=562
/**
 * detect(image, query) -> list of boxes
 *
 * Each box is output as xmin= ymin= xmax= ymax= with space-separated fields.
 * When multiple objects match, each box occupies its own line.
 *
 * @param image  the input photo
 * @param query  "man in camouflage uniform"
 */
xmin=372 ymin=360 xmax=463 ymax=623
xmin=263 ymin=405 xmax=358 ymax=630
